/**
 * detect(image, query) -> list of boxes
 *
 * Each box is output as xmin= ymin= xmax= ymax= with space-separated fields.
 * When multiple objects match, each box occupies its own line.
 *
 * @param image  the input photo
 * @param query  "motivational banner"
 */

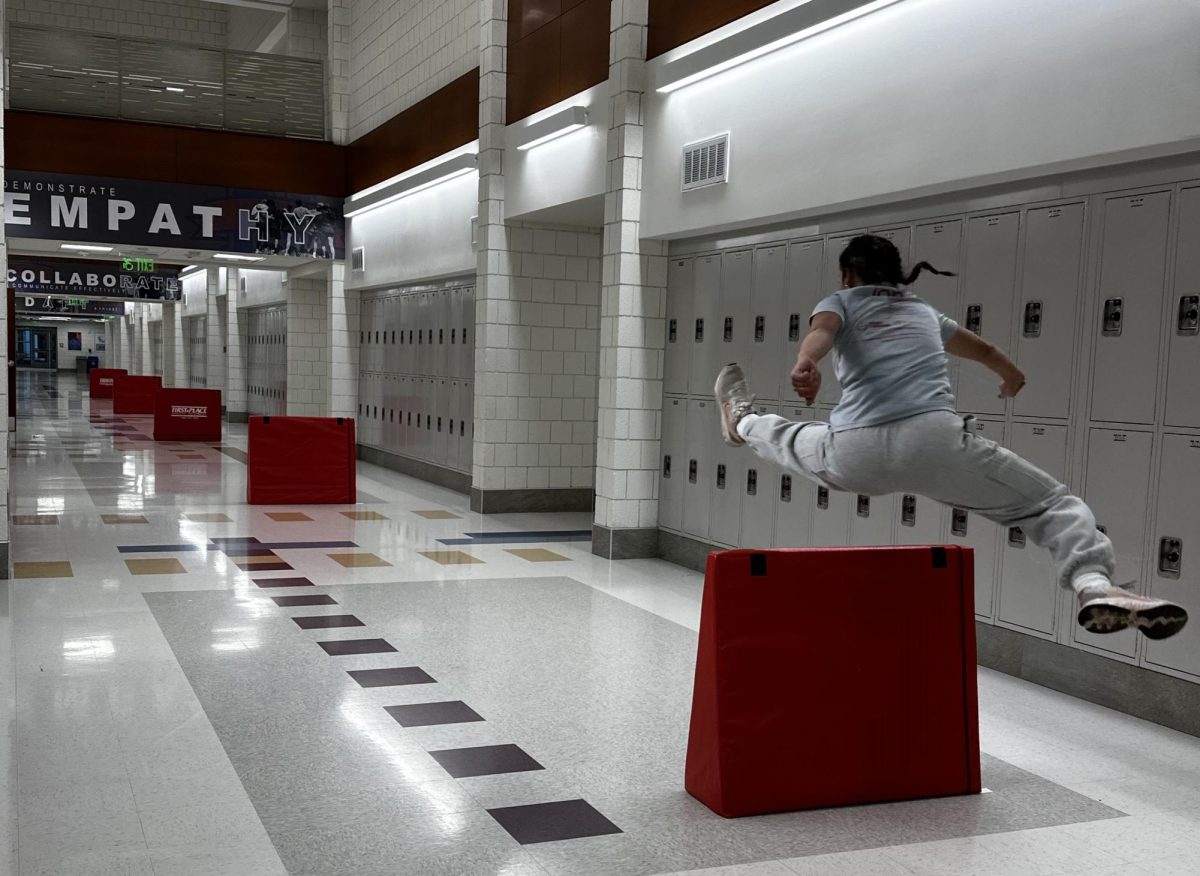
xmin=8 ymin=255 xmax=182 ymax=300
xmin=4 ymin=171 xmax=344 ymax=259
xmin=16 ymin=295 xmax=126 ymax=316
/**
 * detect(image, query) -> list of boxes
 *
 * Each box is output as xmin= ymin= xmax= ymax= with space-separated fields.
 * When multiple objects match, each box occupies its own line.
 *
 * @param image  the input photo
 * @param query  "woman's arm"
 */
xmin=791 ymin=311 xmax=842 ymax=404
xmin=945 ymin=327 xmax=1026 ymax=398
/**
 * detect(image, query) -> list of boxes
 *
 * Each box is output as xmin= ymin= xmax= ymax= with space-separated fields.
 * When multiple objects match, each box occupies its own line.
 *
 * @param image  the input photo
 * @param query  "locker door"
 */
xmin=947 ymin=418 xmax=1005 ymax=620
xmin=1090 ymin=191 xmax=1170 ymax=425
xmin=682 ymin=399 xmax=715 ymax=540
xmin=894 ymin=492 xmax=946 ymax=547
xmin=819 ymin=232 xmax=862 ymax=405
xmin=397 ymin=375 xmax=411 ymax=455
xmin=749 ymin=244 xmax=785 ymax=401
xmin=772 ymin=403 xmax=815 ymax=548
xmin=719 ymin=249 xmax=753 ymax=388
xmin=461 ymin=380 xmax=474 ymax=472
xmin=401 ymin=295 xmax=415 ymax=375
xmin=1144 ymin=434 xmax=1200 ymax=677
xmin=710 ymin=404 xmax=747 ymax=546
xmin=810 ymin=483 xmax=851 ymax=547
xmin=780 ymin=239 xmax=824 ymax=402
xmin=664 ymin=258 xmax=694 ymax=395
xmin=1077 ymin=428 xmax=1153 ymax=659
xmin=912 ymin=220 xmax=964 ymax=392
xmin=419 ymin=377 xmax=433 ymax=459
xmin=659 ymin=397 xmax=686 ymax=533
xmin=874 ymin=226 xmax=912 ymax=262
xmin=738 ymin=401 xmax=779 ymax=547
xmin=998 ymin=423 xmax=1069 ymax=637
xmin=435 ymin=290 xmax=449 ymax=378
xmin=385 ymin=297 xmax=399 ymax=375
xmin=433 ymin=378 xmax=448 ymax=466
xmin=1164 ymin=187 xmax=1200 ymax=428
xmin=462 ymin=286 xmax=475 ymax=381
xmin=449 ymin=288 xmax=463 ymax=379
xmin=848 ymin=493 xmax=896 ymax=547
xmin=958 ymin=213 xmax=1020 ymax=416
xmin=688 ymin=255 xmax=722 ymax=394
xmin=1013 ymin=203 xmax=1086 ymax=419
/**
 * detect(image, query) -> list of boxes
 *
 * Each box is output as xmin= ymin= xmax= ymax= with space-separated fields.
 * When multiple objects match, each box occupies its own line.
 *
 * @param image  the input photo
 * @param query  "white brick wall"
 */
xmin=328 ymin=0 xmax=352 ymax=144
xmin=348 ymin=0 xmax=478 ymax=141
xmin=7 ymin=0 xmax=228 ymax=48
xmin=326 ymin=264 xmax=359 ymax=418
xmin=286 ymin=277 xmax=329 ymax=416
xmin=287 ymin=5 xmax=326 ymax=61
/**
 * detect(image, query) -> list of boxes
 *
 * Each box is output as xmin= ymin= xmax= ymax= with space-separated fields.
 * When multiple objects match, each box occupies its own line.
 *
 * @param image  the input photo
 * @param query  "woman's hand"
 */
xmin=791 ymin=355 xmax=822 ymax=404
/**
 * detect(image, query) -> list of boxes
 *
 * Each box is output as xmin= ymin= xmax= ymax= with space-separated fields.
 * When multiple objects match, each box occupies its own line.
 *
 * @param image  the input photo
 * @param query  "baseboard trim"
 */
xmin=592 ymin=525 xmax=658 ymax=560
xmin=0 ymin=541 xmax=10 ymax=580
xmin=469 ymin=487 xmax=594 ymax=514
xmin=657 ymin=529 xmax=721 ymax=572
xmin=356 ymin=445 xmax=471 ymax=495
xmin=225 ymin=411 xmax=249 ymax=424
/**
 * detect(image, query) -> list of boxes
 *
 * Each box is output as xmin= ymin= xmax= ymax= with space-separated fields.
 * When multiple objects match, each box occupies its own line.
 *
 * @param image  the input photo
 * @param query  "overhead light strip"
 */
xmin=60 ymin=243 xmax=114 ymax=253
xmin=514 ymin=106 xmax=589 ymax=151
xmin=344 ymin=151 xmax=479 ymax=219
xmin=654 ymin=0 xmax=905 ymax=94
xmin=212 ymin=253 xmax=264 ymax=262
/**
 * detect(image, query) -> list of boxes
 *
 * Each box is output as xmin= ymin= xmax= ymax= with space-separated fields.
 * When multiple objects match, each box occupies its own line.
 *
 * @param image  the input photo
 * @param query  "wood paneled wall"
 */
xmin=507 ymin=0 xmax=609 ymax=125
xmin=647 ymin=0 xmax=778 ymax=59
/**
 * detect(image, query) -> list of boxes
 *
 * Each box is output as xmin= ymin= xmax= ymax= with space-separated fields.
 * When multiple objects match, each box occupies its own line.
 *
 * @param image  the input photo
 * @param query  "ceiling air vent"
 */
xmin=351 ymin=247 xmax=365 ymax=272
xmin=682 ymin=134 xmax=729 ymax=192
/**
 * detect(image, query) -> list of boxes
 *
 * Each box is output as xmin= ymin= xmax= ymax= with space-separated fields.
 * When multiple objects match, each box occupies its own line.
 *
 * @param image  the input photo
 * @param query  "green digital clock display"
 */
xmin=122 ymin=257 xmax=156 ymax=272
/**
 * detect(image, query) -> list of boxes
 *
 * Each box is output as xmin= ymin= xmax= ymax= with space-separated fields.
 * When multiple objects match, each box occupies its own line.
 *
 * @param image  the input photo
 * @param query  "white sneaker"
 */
xmin=714 ymin=363 xmax=756 ymax=448
xmin=1077 ymin=587 xmax=1188 ymax=640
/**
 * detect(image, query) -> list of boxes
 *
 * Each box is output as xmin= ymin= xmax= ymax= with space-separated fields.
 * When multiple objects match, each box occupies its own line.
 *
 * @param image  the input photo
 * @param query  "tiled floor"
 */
xmin=4 ymin=371 xmax=1200 ymax=876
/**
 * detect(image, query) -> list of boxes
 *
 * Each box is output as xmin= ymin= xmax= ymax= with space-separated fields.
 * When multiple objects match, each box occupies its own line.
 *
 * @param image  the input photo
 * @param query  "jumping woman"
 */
xmin=714 ymin=234 xmax=1188 ymax=639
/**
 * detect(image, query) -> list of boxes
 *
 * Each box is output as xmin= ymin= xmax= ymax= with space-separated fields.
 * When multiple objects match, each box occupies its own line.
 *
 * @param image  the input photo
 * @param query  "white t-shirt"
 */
xmin=812 ymin=285 xmax=959 ymax=432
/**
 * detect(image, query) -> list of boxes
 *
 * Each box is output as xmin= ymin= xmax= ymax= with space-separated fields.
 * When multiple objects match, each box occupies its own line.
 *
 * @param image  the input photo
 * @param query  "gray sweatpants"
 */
xmin=737 ymin=410 xmax=1114 ymax=589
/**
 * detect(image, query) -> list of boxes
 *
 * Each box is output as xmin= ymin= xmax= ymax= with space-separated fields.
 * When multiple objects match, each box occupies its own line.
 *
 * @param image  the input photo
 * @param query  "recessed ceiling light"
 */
xmin=212 ymin=253 xmax=264 ymax=262
xmin=60 ymin=243 xmax=113 ymax=253
xmin=165 ymin=86 xmax=185 ymax=93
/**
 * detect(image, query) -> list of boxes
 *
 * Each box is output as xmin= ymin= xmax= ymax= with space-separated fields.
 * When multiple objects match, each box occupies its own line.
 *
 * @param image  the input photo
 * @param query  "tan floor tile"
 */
xmin=265 ymin=512 xmax=313 ymax=522
xmin=14 ymin=561 xmax=74 ymax=579
xmin=186 ymin=513 xmax=233 ymax=523
xmin=413 ymin=510 xmax=460 ymax=520
xmin=12 ymin=515 xmax=59 ymax=525
xmin=419 ymin=550 xmax=483 ymax=566
xmin=341 ymin=511 xmax=388 ymax=521
xmin=328 ymin=552 xmax=392 ymax=569
xmin=101 ymin=514 xmax=150 ymax=524
xmin=125 ymin=558 xmax=187 ymax=575
xmin=505 ymin=548 xmax=570 ymax=562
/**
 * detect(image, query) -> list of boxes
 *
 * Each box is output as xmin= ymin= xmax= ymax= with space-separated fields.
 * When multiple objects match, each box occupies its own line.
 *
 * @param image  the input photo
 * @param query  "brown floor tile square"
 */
xmin=266 ymin=512 xmax=313 ymax=522
xmin=419 ymin=550 xmax=484 ymax=566
xmin=186 ymin=513 xmax=233 ymax=523
xmin=125 ymin=558 xmax=187 ymax=575
xmin=328 ymin=552 xmax=392 ymax=569
xmin=341 ymin=511 xmax=388 ymax=521
xmin=505 ymin=548 xmax=570 ymax=562
xmin=101 ymin=514 xmax=149 ymax=524
xmin=13 ymin=515 xmax=59 ymax=525
xmin=14 ymin=561 xmax=74 ymax=579
xmin=413 ymin=510 xmax=461 ymax=520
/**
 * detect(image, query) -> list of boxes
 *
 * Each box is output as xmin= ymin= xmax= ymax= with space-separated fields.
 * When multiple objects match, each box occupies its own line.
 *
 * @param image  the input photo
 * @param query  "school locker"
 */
xmin=710 ymin=415 xmax=746 ymax=547
xmin=997 ymin=422 xmax=1070 ymax=638
xmin=1076 ymin=428 xmax=1154 ymax=659
xmin=448 ymin=288 xmax=463 ymax=379
xmin=780 ymin=239 xmax=824 ymax=402
xmin=772 ymin=404 xmax=815 ymax=548
xmin=848 ymin=493 xmax=896 ymax=547
xmin=683 ymin=399 xmax=716 ymax=540
xmin=398 ymin=375 xmax=413 ymax=455
xmin=1013 ymin=203 xmax=1086 ymax=420
xmin=434 ymin=290 xmax=449 ymax=378
xmin=737 ymin=402 xmax=779 ymax=548
xmin=748 ymin=245 xmax=786 ymax=401
xmin=433 ymin=378 xmax=450 ymax=466
xmin=1090 ymin=191 xmax=1171 ymax=425
xmin=894 ymin=492 xmax=946 ymax=547
xmin=1143 ymin=435 xmax=1200 ymax=678
xmin=689 ymin=255 xmax=723 ymax=395
xmin=957 ymin=213 xmax=1020 ymax=416
xmin=945 ymin=418 xmax=1004 ymax=621
xmin=460 ymin=380 xmax=474 ymax=473
xmin=665 ymin=258 xmax=694 ymax=395
xmin=659 ymin=397 xmax=686 ymax=532
xmin=461 ymin=286 xmax=476 ymax=381
xmin=719 ymin=250 xmax=754 ymax=385
xmin=1164 ymin=187 xmax=1200 ymax=429
xmin=873 ymin=226 xmax=912 ymax=262
xmin=386 ymin=296 xmax=401 ymax=374
xmin=912 ymin=220 xmax=963 ymax=393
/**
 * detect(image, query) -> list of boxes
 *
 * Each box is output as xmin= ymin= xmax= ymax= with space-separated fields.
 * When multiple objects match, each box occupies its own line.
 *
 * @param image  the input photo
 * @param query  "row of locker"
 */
xmin=665 ymin=186 xmax=1200 ymax=428
xmin=245 ymin=305 xmax=287 ymax=417
xmin=359 ymin=286 xmax=476 ymax=380
xmin=183 ymin=315 xmax=207 ymax=389
xmin=660 ymin=396 xmax=1200 ymax=680
xmin=357 ymin=373 xmax=474 ymax=474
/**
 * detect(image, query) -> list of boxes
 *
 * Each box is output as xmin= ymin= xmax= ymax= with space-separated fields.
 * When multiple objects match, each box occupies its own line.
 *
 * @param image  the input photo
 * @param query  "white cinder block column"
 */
xmin=286 ymin=276 xmax=329 ymax=416
xmin=326 ymin=263 xmax=358 ymax=418
xmin=162 ymin=301 xmax=186 ymax=387
xmin=592 ymin=0 xmax=669 ymax=559
xmin=139 ymin=306 xmax=153 ymax=374
xmin=205 ymin=268 xmax=225 ymax=393
xmin=327 ymin=0 xmax=351 ymax=144
xmin=225 ymin=269 xmax=248 ymax=420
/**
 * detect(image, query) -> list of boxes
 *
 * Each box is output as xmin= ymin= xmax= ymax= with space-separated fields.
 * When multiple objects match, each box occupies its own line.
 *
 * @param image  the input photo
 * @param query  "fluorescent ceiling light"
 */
xmin=165 ymin=86 xmax=185 ymax=93
xmin=515 ymin=106 xmax=589 ymax=151
xmin=654 ymin=0 xmax=904 ymax=94
xmin=344 ymin=151 xmax=478 ymax=219
xmin=213 ymin=253 xmax=264 ymax=262
xmin=60 ymin=243 xmax=113 ymax=253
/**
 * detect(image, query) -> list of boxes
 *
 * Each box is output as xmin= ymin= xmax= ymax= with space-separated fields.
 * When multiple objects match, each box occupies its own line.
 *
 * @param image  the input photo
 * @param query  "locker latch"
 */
xmin=901 ymin=494 xmax=916 ymax=527
xmin=723 ymin=317 xmax=733 ymax=343
xmin=951 ymin=508 xmax=969 ymax=537
xmin=1097 ymin=523 xmax=1107 ymax=535
xmin=716 ymin=464 xmax=726 ymax=489
xmin=668 ymin=319 xmax=678 ymax=343
xmin=754 ymin=316 xmax=765 ymax=342
xmin=1022 ymin=301 xmax=1043 ymax=338
xmin=1102 ymin=298 xmax=1123 ymax=336
xmin=439 ymin=329 xmax=444 ymax=345
xmin=460 ymin=422 xmax=465 ymax=436
xmin=746 ymin=469 xmax=757 ymax=496
xmin=1178 ymin=296 xmax=1200 ymax=335
xmin=966 ymin=304 xmax=983 ymax=335
xmin=856 ymin=495 xmax=870 ymax=517
xmin=789 ymin=314 xmax=801 ymax=342
xmin=450 ymin=329 xmax=456 ymax=344
xmin=437 ymin=417 xmax=442 ymax=432
xmin=817 ymin=487 xmax=829 ymax=510
xmin=695 ymin=318 xmax=704 ymax=342
xmin=663 ymin=455 xmax=671 ymax=478
xmin=780 ymin=474 xmax=792 ymax=502
xmin=1159 ymin=537 xmax=1183 ymax=578
xmin=688 ymin=459 xmax=698 ymax=483
xmin=1008 ymin=526 xmax=1026 ymax=548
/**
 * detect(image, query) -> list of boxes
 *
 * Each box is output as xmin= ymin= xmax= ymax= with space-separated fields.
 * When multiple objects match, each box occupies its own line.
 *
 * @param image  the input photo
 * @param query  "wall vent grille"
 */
xmin=682 ymin=134 xmax=729 ymax=191
xmin=351 ymin=247 xmax=366 ymax=272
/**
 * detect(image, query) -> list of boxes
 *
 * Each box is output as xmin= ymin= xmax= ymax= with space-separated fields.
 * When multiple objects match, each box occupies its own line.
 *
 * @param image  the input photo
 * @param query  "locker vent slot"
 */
xmin=681 ymin=134 xmax=729 ymax=191
xmin=351 ymin=247 xmax=365 ymax=272
xmin=1008 ymin=526 xmax=1026 ymax=548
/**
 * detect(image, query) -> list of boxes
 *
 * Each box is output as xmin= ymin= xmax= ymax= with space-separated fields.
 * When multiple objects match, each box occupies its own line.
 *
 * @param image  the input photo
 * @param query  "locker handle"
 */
xmin=746 ymin=469 xmax=757 ymax=496
xmin=965 ymin=304 xmax=982 ymax=335
xmin=668 ymin=319 xmax=678 ymax=343
xmin=1102 ymin=298 xmax=1123 ymax=336
xmin=1022 ymin=301 xmax=1043 ymax=338
xmin=688 ymin=459 xmax=698 ymax=483
xmin=901 ymin=495 xmax=916 ymax=526
xmin=1159 ymin=537 xmax=1183 ymax=578
xmin=856 ymin=495 xmax=870 ymax=518
xmin=779 ymin=474 xmax=792 ymax=502
xmin=663 ymin=455 xmax=671 ymax=478
xmin=716 ymin=464 xmax=726 ymax=489
xmin=788 ymin=314 xmax=801 ymax=342
xmin=754 ymin=315 xmax=765 ymax=342
xmin=1008 ymin=526 xmax=1026 ymax=548
xmin=1178 ymin=296 xmax=1200 ymax=335
xmin=816 ymin=487 xmax=829 ymax=510
xmin=723 ymin=317 xmax=733 ymax=343
xmin=695 ymin=318 xmax=704 ymax=342
xmin=951 ymin=508 xmax=968 ymax=537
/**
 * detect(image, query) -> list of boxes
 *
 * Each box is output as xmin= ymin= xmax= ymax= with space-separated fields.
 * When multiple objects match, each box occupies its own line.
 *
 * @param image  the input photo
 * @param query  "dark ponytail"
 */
xmin=839 ymin=234 xmax=957 ymax=287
